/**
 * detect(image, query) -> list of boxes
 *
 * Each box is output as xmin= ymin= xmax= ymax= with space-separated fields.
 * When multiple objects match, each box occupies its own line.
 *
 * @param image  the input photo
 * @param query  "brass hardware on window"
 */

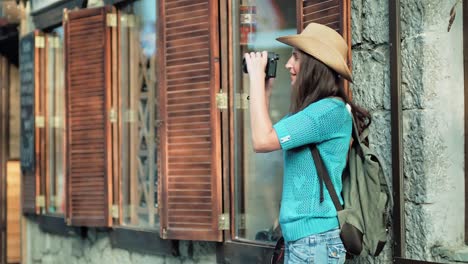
xmin=162 ymin=228 xmax=168 ymax=239
xmin=218 ymin=213 xmax=230 ymax=230
xmin=109 ymin=108 xmax=117 ymax=123
xmin=52 ymin=116 xmax=61 ymax=128
xmin=125 ymin=109 xmax=137 ymax=123
xmin=107 ymin=13 xmax=117 ymax=27
xmin=241 ymin=93 xmax=249 ymax=109
xmin=120 ymin=14 xmax=127 ymax=27
xmin=111 ymin=205 xmax=119 ymax=219
xmin=239 ymin=214 xmax=246 ymax=229
xmin=235 ymin=93 xmax=249 ymax=109
xmin=48 ymin=36 xmax=59 ymax=49
xmin=35 ymin=36 xmax=45 ymax=48
xmin=35 ymin=116 xmax=45 ymax=128
xmin=36 ymin=195 xmax=45 ymax=208
xmin=63 ymin=10 xmax=68 ymax=23
xmin=127 ymin=15 xmax=136 ymax=28
xmin=216 ymin=90 xmax=228 ymax=110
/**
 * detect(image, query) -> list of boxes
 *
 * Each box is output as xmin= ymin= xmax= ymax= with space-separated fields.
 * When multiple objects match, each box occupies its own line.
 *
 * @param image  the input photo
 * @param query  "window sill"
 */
xmin=217 ymin=240 xmax=275 ymax=264
xmin=109 ymin=227 xmax=178 ymax=257
xmin=433 ymin=245 xmax=468 ymax=262
xmin=34 ymin=215 xmax=82 ymax=237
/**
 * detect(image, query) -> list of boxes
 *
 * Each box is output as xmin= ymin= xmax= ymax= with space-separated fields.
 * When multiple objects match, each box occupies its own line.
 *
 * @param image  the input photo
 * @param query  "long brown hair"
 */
xmin=289 ymin=50 xmax=370 ymax=133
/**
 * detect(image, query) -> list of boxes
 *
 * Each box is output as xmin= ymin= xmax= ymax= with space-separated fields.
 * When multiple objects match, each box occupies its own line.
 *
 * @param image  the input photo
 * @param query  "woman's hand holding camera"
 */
xmin=244 ymin=51 xmax=268 ymax=81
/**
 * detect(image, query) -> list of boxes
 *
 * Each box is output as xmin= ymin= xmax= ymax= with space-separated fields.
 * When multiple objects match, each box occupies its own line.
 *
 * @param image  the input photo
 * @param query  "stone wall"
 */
xmin=24 ymin=218 xmax=217 ymax=264
xmin=400 ymin=0 xmax=465 ymax=262
xmin=350 ymin=0 xmax=393 ymax=263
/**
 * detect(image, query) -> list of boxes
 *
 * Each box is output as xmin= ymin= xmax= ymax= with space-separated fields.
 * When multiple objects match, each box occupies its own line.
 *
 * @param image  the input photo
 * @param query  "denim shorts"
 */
xmin=284 ymin=228 xmax=346 ymax=264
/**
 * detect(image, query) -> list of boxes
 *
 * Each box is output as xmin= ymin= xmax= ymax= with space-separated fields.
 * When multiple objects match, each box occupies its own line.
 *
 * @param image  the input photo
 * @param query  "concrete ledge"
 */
xmin=433 ymin=245 xmax=468 ymax=262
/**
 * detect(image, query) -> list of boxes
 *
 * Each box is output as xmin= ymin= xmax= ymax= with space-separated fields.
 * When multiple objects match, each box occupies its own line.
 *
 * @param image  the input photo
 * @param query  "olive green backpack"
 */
xmin=310 ymin=117 xmax=393 ymax=257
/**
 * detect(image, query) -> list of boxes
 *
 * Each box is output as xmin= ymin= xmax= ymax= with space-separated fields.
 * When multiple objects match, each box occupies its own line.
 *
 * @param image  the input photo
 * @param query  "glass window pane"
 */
xmin=233 ymin=0 xmax=297 ymax=242
xmin=46 ymin=27 xmax=65 ymax=215
xmin=120 ymin=0 xmax=159 ymax=228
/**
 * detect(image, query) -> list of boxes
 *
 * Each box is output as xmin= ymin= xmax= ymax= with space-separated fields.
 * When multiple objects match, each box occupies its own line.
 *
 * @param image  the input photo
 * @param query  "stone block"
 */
xmin=131 ymin=252 xmax=165 ymax=264
xmin=351 ymin=50 xmax=386 ymax=111
xmin=101 ymin=247 xmax=131 ymax=264
xmin=351 ymin=0 xmax=362 ymax=45
xmin=362 ymin=0 xmax=389 ymax=44
xmin=192 ymin=242 xmax=217 ymax=263
xmin=369 ymin=111 xmax=392 ymax=185
xmin=401 ymin=0 xmax=456 ymax=39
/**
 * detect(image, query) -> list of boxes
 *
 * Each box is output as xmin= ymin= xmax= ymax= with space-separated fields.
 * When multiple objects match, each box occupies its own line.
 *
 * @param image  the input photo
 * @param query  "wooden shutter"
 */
xmin=64 ymin=7 xmax=115 ymax=227
xmin=298 ymin=0 xmax=352 ymax=96
xmin=159 ymin=0 xmax=222 ymax=241
xmin=20 ymin=31 xmax=45 ymax=214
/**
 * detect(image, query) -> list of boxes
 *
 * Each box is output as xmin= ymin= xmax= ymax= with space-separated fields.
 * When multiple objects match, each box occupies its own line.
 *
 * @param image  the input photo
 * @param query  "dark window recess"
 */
xmin=109 ymin=228 xmax=177 ymax=257
xmin=217 ymin=242 xmax=275 ymax=264
xmin=30 ymin=0 xmax=86 ymax=30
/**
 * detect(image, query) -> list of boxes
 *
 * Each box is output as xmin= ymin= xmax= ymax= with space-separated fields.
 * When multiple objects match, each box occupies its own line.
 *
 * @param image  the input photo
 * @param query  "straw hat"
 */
xmin=276 ymin=23 xmax=352 ymax=82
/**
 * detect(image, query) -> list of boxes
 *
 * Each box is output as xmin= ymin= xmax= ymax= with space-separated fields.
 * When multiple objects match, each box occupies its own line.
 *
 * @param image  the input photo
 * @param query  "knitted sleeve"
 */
xmin=273 ymin=98 xmax=350 ymax=150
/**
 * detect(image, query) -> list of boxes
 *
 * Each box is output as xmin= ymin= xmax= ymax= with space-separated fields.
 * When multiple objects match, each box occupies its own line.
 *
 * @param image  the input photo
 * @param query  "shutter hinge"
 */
xmin=216 ymin=90 xmax=228 ymax=110
xmin=35 ymin=116 xmax=45 ymax=128
xmin=235 ymin=93 xmax=249 ymax=109
xmin=218 ymin=213 xmax=230 ymax=230
xmin=239 ymin=214 xmax=246 ymax=229
xmin=125 ymin=109 xmax=137 ymax=123
xmin=107 ymin=13 xmax=117 ymax=27
xmin=63 ymin=10 xmax=68 ymax=23
xmin=109 ymin=108 xmax=117 ymax=123
xmin=111 ymin=205 xmax=119 ymax=219
xmin=120 ymin=14 xmax=135 ymax=28
xmin=35 ymin=36 xmax=45 ymax=48
xmin=36 ymin=195 xmax=45 ymax=208
xmin=48 ymin=36 xmax=60 ymax=49
xmin=52 ymin=116 xmax=61 ymax=128
xmin=127 ymin=15 xmax=136 ymax=28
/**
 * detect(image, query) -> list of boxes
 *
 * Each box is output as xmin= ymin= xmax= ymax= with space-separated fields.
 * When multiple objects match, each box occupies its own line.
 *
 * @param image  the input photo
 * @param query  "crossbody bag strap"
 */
xmin=309 ymin=145 xmax=343 ymax=211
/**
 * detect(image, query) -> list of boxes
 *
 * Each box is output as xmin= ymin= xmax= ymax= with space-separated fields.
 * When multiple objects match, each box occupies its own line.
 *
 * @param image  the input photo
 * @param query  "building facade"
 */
xmin=0 ymin=0 xmax=466 ymax=263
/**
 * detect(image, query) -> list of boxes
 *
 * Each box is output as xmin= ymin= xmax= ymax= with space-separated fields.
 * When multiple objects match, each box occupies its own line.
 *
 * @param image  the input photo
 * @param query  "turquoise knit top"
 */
xmin=273 ymin=98 xmax=352 ymax=242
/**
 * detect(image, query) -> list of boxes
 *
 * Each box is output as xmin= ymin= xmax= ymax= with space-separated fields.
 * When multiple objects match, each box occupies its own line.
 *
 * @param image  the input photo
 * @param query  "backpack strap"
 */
xmin=309 ymin=145 xmax=343 ymax=211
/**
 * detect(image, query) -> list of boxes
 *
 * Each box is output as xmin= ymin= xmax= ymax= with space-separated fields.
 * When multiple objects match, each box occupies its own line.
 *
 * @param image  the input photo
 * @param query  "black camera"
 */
xmin=242 ymin=52 xmax=280 ymax=79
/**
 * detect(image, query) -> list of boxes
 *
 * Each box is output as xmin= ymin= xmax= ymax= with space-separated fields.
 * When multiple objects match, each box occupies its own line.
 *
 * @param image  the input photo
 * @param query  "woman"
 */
xmin=244 ymin=23 xmax=370 ymax=263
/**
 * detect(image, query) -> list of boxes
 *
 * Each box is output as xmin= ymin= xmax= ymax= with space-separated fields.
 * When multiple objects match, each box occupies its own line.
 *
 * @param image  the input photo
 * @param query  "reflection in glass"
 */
xmin=233 ymin=0 xmax=296 ymax=242
xmin=46 ymin=27 xmax=65 ymax=215
xmin=120 ymin=0 xmax=159 ymax=228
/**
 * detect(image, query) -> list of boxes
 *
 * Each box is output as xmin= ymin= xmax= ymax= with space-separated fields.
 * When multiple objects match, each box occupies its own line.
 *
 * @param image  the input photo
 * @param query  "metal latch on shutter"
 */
xmin=36 ymin=195 xmax=45 ymax=208
xmin=35 ymin=36 xmax=45 ymax=48
xmin=111 ymin=205 xmax=119 ymax=219
xmin=218 ymin=213 xmax=229 ymax=230
xmin=216 ymin=90 xmax=227 ymax=110
xmin=107 ymin=13 xmax=117 ymax=27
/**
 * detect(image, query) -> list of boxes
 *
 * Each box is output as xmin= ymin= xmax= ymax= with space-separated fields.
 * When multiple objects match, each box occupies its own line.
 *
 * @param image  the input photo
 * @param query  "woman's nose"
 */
xmin=285 ymin=56 xmax=293 ymax=69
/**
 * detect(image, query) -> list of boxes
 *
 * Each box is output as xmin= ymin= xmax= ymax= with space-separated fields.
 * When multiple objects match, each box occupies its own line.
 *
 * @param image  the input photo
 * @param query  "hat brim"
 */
xmin=277 ymin=35 xmax=353 ymax=82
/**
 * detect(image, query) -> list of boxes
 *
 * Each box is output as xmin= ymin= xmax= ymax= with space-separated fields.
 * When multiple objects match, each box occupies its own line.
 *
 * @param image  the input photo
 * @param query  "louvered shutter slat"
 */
xmin=159 ymin=0 xmax=222 ymax=241
xmin=65 ymin=7 xmax=113 ymax=227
